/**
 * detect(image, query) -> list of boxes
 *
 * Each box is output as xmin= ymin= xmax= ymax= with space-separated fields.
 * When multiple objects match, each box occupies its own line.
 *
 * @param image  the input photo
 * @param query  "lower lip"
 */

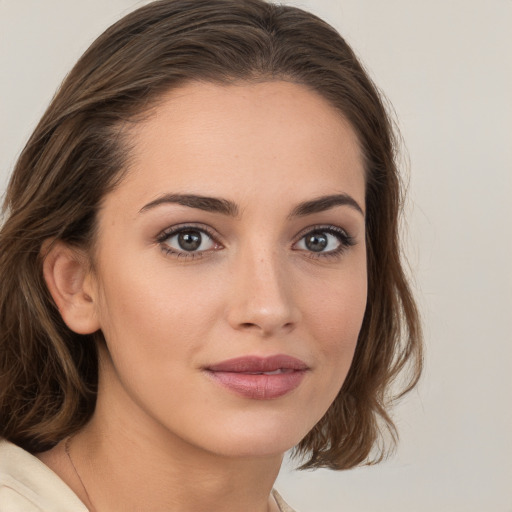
xmin=206 ymin=370 xmax=307 ymax=400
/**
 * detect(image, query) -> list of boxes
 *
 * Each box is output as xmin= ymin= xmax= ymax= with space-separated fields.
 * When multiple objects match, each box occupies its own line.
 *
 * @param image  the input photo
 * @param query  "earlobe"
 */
xmin=41 ymin=240 xmax=100 ymax=335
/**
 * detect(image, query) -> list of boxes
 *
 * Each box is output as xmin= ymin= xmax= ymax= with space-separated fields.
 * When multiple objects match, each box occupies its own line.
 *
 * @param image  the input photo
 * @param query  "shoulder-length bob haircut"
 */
xmin=0 ymin=0 xmax=422 ymax=469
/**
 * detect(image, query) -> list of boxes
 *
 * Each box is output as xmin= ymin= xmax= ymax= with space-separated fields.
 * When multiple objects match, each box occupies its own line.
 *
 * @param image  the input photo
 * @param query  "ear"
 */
xmin=42 ymin=240 xmax=101 ymax=335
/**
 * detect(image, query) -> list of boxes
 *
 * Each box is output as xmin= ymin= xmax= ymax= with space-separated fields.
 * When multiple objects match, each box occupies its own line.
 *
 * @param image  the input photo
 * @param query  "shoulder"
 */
xmin=0 ymin=439 xmax=87 ymax=512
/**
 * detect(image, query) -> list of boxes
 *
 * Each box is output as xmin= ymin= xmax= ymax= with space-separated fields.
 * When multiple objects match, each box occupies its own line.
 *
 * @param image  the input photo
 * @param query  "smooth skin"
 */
xmin=39 ymin=81 xmax=367 ymax=512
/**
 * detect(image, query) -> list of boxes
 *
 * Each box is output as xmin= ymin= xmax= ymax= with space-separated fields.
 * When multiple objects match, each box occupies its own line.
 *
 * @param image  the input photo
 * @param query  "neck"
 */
xmin=71 ymin=424 xmax=283 ymax=512
xmin=67 ymin=352 xmax=283 ymax=512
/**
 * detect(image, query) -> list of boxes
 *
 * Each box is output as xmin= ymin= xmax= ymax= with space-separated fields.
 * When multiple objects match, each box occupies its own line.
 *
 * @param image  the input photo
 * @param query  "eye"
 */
xmin=294 ymin=226 xmax=355 ymax=257
xmin=157 ymin=225 xmax=221 ymax=258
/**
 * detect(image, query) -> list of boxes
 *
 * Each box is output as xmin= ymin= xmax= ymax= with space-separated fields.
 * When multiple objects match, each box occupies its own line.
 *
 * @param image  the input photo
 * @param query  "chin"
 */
xmin=176 ymin=409 xmax=318 ymax=460
xmin=203 ymin=433 xmax=302 ymax=460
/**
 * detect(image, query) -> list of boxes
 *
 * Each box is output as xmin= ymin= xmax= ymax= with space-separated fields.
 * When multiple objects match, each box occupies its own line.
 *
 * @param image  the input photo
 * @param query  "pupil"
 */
xmin=178 ymin=230 xmax=201 ymax=251
xmin=306 ymin=233 xmax=327 ymax=252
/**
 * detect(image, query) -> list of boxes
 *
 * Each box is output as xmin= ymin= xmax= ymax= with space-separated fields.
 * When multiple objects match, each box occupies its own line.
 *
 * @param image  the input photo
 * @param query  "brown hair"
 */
xmin=0 ymin=0 xmax=422 ymax=469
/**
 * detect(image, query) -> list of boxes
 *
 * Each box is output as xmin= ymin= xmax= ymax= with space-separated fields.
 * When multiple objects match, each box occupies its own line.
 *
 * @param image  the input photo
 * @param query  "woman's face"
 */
xmin=89 ymin=81 xmax=367 ymax=458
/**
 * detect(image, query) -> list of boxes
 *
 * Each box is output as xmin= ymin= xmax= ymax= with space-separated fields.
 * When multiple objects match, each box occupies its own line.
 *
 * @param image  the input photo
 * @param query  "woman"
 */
xmin=0 ymin=1 xmax=422 ymax=510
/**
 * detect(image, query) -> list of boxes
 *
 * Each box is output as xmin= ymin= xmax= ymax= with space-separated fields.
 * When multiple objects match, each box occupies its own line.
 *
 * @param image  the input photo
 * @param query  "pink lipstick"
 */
xmin=205 ymin=355 xmax=308 ymax=400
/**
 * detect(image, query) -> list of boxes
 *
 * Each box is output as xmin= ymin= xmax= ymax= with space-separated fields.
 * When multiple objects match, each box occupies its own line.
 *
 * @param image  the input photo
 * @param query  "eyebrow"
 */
xmin=139 ymin=192 xmax=364 ymax=218
xmin=139 ymin=194 xmax=239 ymax=216
xmin=288 ymin=194 xmax=364 ymax=218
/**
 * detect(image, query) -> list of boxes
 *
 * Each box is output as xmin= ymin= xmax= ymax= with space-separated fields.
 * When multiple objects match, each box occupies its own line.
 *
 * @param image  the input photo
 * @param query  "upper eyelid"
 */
xmin=156 ymin=224 xmax=222 ymax=258
xmin=155 ymin=223 xmax=355 ymax=247
xmin=293 ymin=224 xmax=353 ymax=241
xmin=292 ymin=225 xmax=356 ymax=254
xmin=157 ymin=223 xmax=220 ymax=242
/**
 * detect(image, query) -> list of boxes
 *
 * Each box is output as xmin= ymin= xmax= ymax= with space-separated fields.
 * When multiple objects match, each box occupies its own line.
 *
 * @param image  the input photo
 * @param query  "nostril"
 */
xmin=237 ymin=321 xmax=296 ymax=335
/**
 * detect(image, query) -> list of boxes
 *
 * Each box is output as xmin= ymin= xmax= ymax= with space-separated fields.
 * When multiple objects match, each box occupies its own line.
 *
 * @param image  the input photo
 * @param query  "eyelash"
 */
xmin=156 ymin=224 xmax=355 ymax=261
xmin=293 ymin=225 xmax=355 ymax=260
xmin=156 ymin=224 xmax=221 ymax=260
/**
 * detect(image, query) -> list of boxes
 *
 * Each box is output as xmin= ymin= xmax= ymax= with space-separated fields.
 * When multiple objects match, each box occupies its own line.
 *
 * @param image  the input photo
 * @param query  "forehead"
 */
xmin=109 ymin=80 xmax=365 ymax=213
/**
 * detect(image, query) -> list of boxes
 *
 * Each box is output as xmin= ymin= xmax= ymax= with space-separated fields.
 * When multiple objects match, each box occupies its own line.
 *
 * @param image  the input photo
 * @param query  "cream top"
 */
xmin=0 ymin=439 xmax=297 ymax=511
xmin=0 ymin=438 xmax=87 ymax=511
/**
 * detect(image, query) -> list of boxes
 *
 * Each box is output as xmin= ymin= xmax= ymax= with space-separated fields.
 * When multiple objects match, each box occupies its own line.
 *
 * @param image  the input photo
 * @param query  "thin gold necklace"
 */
xmin=64 ymin=436 xmax=98 ymax=512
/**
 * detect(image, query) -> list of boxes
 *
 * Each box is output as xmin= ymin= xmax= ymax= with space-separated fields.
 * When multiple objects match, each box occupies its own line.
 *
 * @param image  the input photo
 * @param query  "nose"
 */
xmin=226 ymin=247 xmax=301 ymax=337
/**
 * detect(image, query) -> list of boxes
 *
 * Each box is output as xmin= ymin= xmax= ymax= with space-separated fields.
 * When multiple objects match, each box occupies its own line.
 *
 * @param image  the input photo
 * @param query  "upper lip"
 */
xmin=206 ymin=355 xmax=309 ymax=373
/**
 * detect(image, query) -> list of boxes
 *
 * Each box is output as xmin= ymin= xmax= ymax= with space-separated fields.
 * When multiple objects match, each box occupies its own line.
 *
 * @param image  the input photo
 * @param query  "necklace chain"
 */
xmin=64 ymin=436 xmax=98 ymax=512
xmin=64 ymin=436 xmax=279 ymax=512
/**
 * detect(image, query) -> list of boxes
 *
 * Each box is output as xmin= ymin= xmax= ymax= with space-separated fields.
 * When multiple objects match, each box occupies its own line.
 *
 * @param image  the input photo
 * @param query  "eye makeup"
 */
xmin=292 ymin=224 xmax=356 ymax=260
xmin=155 ymin=221 xmax=356 ymax=262
xmin=156 ymin=223 xmax=223 ymax=260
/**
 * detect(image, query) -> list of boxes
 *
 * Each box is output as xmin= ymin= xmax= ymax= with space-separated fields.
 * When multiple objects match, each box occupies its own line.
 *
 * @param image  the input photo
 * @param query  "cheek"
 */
xmin=93 ymin=260 xmax=224 ymax=357
xmin=91 ymin=266 xmax=221 ymax=411
xmin=304 ymin=266 xmax=367 ymax=371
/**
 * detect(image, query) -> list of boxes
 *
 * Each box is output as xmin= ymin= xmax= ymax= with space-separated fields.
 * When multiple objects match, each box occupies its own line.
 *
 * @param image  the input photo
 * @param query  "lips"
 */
xmin=205 ymin=355 xmax=309 ymax=400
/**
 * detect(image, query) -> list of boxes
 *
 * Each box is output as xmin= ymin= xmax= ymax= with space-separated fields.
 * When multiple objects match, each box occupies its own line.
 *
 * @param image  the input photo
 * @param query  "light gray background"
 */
xmin=1 ymin=1 xmax=511 ymax=511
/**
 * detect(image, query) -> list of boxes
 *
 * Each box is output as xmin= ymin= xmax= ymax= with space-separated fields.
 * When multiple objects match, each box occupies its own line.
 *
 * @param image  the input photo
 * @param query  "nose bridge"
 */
xmin=227 ymin=238 xmax=299 ymax=335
